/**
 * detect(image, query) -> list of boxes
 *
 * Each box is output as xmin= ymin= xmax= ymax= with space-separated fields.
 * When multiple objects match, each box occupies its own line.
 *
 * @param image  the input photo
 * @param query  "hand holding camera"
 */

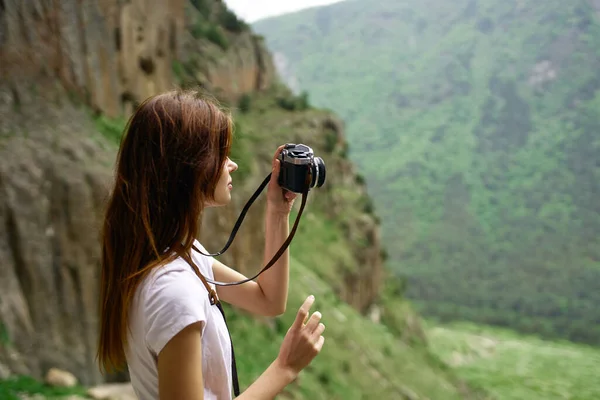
xmin=196 ymin=143 xmax=326 ymax=286
xmin=277 ymin=143 xmax=326 ymax=193
xmin=267 ymin=145 xmax=298 ymax=215
xmin=268 ymin=143 xmax=327 ymax=215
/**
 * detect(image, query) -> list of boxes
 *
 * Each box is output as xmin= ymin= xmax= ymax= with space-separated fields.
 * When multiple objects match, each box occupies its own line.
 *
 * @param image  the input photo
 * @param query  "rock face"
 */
xmin=0 ymin=80 xmax=114 ymax=385
xmin=191 ymin=32 xmax=278 ymax=101
xmin=0 ymin=0 xmax=276 ymax=118
xmin=0 ymin=0 xmax=385 ymax=386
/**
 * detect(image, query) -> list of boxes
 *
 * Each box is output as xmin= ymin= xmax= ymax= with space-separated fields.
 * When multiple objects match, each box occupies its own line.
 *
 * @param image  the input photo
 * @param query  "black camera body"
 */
xmin=277 ymin=143 xmax=326 ymax=193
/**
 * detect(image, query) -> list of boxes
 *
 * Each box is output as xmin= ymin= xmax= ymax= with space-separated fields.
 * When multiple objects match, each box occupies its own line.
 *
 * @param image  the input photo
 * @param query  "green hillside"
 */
xmin=194 ymin=89 xmax=487 ymax=400
xmin=1 ymin=89 xmax=487 ymax=399
xmin=425 ymin=321 xmax=600 ymax=400
xmin=253 ymin=0 xmax=600 ymax=345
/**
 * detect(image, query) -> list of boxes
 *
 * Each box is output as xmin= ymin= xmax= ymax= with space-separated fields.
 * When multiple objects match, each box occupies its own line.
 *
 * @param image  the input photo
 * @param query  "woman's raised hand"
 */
xmin=267 ymin=145 xmax=297 ymax=215
xmin=275 ymin=295 xmax=326 ymax=376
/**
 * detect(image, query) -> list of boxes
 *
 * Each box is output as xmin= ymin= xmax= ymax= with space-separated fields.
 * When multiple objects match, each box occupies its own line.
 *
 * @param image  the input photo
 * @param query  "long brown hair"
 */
xmin=97 ymin=90 xmax=233 ymax=373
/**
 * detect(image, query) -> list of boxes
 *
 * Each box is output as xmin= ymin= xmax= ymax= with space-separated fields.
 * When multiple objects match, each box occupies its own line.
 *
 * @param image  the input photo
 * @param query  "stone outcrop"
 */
xmin=0 ymin=0 xmax=276 ymax=118
xmin=0 ymin=80 xmax=114 ymax=386
xmin=45 ymin=367 xmax=79 ymax=388
xmin=187 ymin=32 xmax=278 ymax=102
xmin=0 ymin=0 xmax=385 ymax=387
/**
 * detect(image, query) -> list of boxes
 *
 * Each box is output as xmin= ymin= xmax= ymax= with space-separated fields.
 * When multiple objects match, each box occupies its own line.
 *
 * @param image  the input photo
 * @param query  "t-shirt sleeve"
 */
xmin=145 ymin=267 xmax=209 ymax=356
xmin=192 ymin=241 xmax=215 ymax=277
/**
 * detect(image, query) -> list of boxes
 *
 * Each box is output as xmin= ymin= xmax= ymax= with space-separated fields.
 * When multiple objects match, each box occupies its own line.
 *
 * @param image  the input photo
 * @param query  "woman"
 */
xmin=97 ymin=90 xmax=325 ymax=399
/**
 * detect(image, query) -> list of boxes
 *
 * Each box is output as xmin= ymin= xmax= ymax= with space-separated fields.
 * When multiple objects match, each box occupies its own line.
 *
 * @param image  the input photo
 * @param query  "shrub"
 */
xmin=205 ymin=25 xmax=229 ymax=50
xmin=191 ymin=0 xmax=211 ymax=17
xmin=275 ymin=91 xmax=311 ymax=111
xmin=355 ymin=173 xmax=366 ymax=185
xmin=363 ymin=197 xmax=375 ymax=214
xmin=191 ymin=20 xmax=205 ymax=39
xmin=172 ymin=60 xmax=185 ymax=83
xmin=380 ymin=248 xmax=389 ymax=262
xmin=297 ymin=91 xmax=310 ymax=110
xmin=338 ymin=141 xmax=349 ymax=158
xmin=324 ymin=129 xmax=337 ymax=153
xmin=276 ymin=96 xmax=297 ymax=111
xmin=94 ymin=114 xmax=127 ymax=144
xmin=190 ymin=19 xmax=229 ymax=51
xmin=219 ymin=8 xmax=247 ymax=32
xmin=238 ymin=93 xmax=251 ymax=113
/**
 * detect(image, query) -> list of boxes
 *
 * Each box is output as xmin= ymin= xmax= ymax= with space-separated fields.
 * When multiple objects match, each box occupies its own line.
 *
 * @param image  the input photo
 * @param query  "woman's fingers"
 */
xmin=293 ymin=295 xmax=315 ymax=330
xmin=314 ymin=335 xmax=325 ymax=352
xmin=312 ymin=322 xmax=325 ymax=340
xmin=277 ymin=296 xmax=325 ymax=374
xmin=285 ymin=190 xmax=297 ymax=201
xmin=304 ymin=311 xmax=322 ymax=333
xmin=272 ymin=145 xmax=285 ymax=166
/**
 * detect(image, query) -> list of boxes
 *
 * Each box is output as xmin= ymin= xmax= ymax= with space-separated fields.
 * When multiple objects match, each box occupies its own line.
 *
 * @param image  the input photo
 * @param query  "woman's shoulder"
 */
xmin=147 ymin=256 xmax=193 ymax=281
xmin=141 ymin=257 xmax=213 ymax=355
xmin=191 ymin=239 xmax=215 ymax=278
xmin=140 ymin=258 xmax=214 ymax=319
xmin=137 ymin=241 xmax=215 ymax=300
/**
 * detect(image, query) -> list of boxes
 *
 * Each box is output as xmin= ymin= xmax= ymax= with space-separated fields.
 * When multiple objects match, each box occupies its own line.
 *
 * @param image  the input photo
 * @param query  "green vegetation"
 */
xmin=218 ymin=89 xmax=485 ymax=398
xmin=191 ymin=21 xmax=229 ymax=50
xmin=253 ymin=0 xmax=600 ymax=345
xmin=228 ymin=121 xmax=254 ymax=182
xmin=92 ymin=113 xmax=127 ymax=145
xmin=224 ymin=257 xmax=481 ymax=400
xmin=204 ymin=25 xmax=229 ymax=50
xmin=0 ymin=322 xmax=10 ymax=347
xmin=75 ymin=97 xmax=483 ymax=399
xmin=238 ymin=93 xmax=252 ymax=113
xmin=425 ymin=321 xmax=600 ymax=400
xmin=276 ymin=90 xmax=311 ymax=111
xmin=190 ymin=0 xmax=211 ymax=17
xmin=219 ymin=7 xmax=248 ymax=33
xmin=81 ymin=79 xmax=483 ymax=397
xmin=191 ymin=0 xmax=248 ymax=33
xmin=54 ymin=9 xmax=494 ymax=396
xmin=189 ymin=0 xmax=240 ymax=50
xmin=0 ymin=376 xmax=88 ymax=400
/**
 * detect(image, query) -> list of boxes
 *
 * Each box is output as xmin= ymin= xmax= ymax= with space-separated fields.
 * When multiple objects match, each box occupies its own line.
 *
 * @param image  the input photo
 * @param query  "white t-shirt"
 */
xmin=125 ymin=240 xmax=233 ymax=400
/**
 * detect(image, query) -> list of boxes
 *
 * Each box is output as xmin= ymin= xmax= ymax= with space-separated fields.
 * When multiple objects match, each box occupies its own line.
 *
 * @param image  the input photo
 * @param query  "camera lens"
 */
xmin=311 ymin=157 xmax=326 ymax=188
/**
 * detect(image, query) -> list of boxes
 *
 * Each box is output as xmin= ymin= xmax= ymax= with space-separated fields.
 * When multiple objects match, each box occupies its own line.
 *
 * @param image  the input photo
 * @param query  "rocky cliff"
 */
xmin=0 ymin=0 xmax=387 ymax=386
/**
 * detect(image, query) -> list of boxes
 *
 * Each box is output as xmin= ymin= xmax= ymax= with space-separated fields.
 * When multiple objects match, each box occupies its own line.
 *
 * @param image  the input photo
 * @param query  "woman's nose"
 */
xmin=229 ymin=159 xmax=238 ymax=172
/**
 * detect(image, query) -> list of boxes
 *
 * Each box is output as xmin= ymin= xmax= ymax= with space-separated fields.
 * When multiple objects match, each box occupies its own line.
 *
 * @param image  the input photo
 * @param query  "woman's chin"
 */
xmin=207 ymin=195 xmax=231 ymax=208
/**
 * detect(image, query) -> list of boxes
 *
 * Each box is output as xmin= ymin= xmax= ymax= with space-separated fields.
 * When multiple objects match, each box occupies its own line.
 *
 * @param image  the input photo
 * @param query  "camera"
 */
xmin=277 ymin=143 xmax=326 ymax=193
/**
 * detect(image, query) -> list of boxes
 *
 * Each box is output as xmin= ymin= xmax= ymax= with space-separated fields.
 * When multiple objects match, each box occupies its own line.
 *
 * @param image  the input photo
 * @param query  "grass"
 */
xmin=288 ymin=209 xmax=357 ymax=284
xmin=219 ymin=93 xmax=484 ymax=398
xmin=252 ymin=0 xmax=600 ymax=346
xmin=425 ymin=321 xmax=600 ymax=400
xmin=16 ymin=78 xmax=481 ymax=400
xmin=92 ymin=113 xmax=127 ymax=145
xmin=0 ymin=376 xmax=88 ymax=400
xmin=223 ymin=257 xmax=484 ymax=400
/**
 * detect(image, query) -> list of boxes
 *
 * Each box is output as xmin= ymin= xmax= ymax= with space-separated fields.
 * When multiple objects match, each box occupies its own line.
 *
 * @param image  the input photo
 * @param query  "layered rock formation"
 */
xmin=0 ymin=80 xmax=114 ymax=385
xmin=0 ymin=0 xmax=275 ymax=117
xmin=0 ymin=0 xmax=386 ymax=385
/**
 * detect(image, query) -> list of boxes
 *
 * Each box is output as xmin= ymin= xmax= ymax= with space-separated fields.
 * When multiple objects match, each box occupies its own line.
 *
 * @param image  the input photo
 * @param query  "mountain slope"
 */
xmin=253 ymin=0 xmax=600 ymax=344
xmin=0 ymin=0 xmax=486 ymax=398
xmin=425 ymin=321 xmax=600 ymax=400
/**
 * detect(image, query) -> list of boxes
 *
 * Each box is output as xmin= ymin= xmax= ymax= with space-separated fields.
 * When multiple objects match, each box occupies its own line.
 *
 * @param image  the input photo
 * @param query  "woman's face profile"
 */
xmin=208 ymin=157 xmax=238 ymax=207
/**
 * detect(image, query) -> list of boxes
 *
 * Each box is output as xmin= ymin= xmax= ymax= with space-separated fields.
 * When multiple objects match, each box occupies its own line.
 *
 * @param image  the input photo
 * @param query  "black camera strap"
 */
xmin=215 ymin=300 xmax=240 ymax=397
xmin=192 ymin=170 xmax=311 ymax=286
xmin=186 ymin=170 xmax=311 ymax=398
